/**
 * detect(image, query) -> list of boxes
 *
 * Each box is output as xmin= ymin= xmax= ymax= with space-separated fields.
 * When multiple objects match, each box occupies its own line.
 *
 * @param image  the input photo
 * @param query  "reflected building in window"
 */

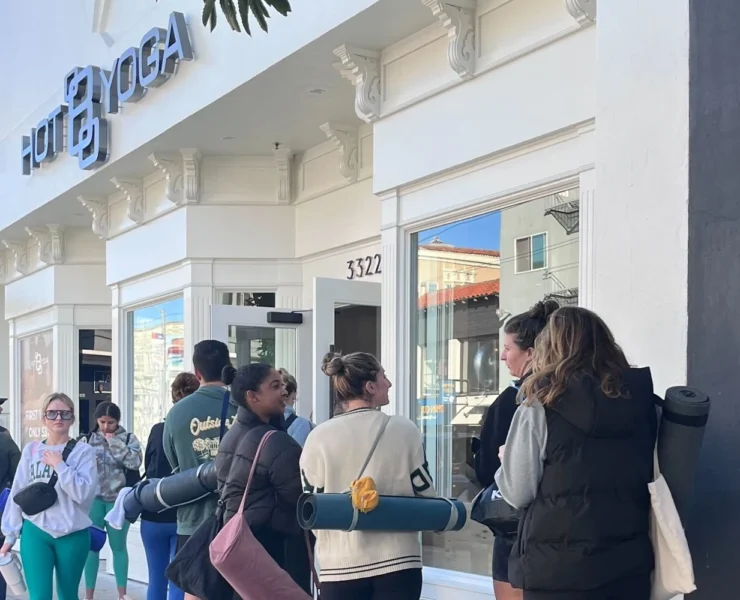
xmin=412 ymin=188 xmax=580 ymax=576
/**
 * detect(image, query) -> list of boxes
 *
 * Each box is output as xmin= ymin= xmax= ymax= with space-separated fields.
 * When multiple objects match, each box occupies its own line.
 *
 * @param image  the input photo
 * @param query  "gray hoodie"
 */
xmin=82 ymin=427 xmax=143 ymax=502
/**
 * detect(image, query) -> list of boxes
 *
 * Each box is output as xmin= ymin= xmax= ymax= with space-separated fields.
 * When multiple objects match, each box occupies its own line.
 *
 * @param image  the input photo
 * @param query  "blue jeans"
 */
xmin=140 ymin=520 xmax=184 ymax=600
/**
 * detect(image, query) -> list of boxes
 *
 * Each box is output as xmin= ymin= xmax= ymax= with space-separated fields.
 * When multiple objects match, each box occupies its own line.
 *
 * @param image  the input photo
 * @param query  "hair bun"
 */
xmin=530 ymin=299 xmax=560 ymax=321
xmin=321 ymin=352 xmax=345 ymax=377
xmin=221 ymin=365 xmax=237 ymax=386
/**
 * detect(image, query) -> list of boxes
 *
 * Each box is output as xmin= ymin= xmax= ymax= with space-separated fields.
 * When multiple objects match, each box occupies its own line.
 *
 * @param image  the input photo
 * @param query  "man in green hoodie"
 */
xmin=163 ymin=340 xmax=237 ymax=554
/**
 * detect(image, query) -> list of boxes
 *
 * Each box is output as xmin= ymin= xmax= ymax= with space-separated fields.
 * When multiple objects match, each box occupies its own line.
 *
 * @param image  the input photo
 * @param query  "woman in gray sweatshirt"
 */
xmin=81 ymin=401 xmax=142 ymax=600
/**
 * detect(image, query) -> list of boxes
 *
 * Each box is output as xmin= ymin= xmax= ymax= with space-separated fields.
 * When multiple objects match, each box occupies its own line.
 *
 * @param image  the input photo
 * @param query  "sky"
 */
xmin=417 ymin=211 xmax=501 ymax=251
xmin=133 ymin=298 xmax=184 ymax=327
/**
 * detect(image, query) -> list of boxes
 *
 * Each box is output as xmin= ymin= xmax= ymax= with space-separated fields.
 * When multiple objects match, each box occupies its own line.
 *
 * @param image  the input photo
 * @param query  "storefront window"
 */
xmin=130 ymin=297 xmax=185 ymax=448
xmin=413 ymin=188 xmax=580 ymax=576
xmin=20 ymin=330 xmax=54 ymax=446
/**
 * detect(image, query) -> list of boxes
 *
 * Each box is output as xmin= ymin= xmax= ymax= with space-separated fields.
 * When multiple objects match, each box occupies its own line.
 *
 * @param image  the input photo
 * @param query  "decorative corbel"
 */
xmin=26 ymin=225 xmax=65 ymax=265
xmin=423 ymin=0 xmax=477 ymax=80
xmin=2 ymin=241 xmax=30 ymax=276
xmin=111 ymin=177 xmax=145 ymax=224
xmin=0 ymin=253 xmax=6 ymax=285
xmin=180 ymin=148 xmax=201 ymax=204
xmin=565 ymin=0 xmax=596 ymax=25
xmin=333 ymin=45 xmax=381 ymax=123
xmin=149 ymin=153 xmax=184 ymax=205
xmin=320 ymin=122 xmax=359 ymax=182
xmin=273 ymin=146 xmax=293 ymax=204
xmin=78 ymin=196 xmax=110 ymax=239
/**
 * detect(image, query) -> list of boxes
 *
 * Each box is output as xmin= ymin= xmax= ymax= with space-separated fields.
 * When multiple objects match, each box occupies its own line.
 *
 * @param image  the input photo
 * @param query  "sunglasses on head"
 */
xmin=45 ymin=410 xmax=74 ymax=421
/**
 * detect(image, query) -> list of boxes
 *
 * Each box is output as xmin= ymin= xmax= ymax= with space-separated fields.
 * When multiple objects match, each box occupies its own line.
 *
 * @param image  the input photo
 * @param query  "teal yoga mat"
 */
xmin=297 ymin=493 xmax=467 ymax=532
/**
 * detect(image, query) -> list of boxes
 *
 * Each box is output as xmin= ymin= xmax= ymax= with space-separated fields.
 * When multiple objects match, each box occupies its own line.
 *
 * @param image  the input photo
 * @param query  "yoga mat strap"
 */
xmin=439 ymin=498 xmax=459 ymax=532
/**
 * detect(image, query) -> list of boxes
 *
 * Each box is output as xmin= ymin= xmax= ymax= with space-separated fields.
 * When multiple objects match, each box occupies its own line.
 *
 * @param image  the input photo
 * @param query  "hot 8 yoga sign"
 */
xmin=21 ymin=12 xmax=193 ymax=175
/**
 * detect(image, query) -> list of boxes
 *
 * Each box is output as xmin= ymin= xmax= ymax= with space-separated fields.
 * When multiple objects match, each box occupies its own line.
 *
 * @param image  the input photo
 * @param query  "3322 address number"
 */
xmin=346 ymin=254 xmax=382 ymax=280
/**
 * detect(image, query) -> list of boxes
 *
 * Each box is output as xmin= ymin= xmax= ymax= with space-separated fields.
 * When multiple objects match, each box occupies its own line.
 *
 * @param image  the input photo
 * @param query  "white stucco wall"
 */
xmin=593 ymin=2 xmax=689 ymax=394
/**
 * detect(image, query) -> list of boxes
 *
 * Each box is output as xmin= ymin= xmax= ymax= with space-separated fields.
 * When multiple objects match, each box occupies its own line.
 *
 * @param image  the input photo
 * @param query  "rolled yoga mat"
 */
xmin=123 ymin=461 xmax=218 ymax=522
xmin=656 ymin=386 xmax=711 ymax=525
xmin=297 ymin=493 xmax=467 ymax=532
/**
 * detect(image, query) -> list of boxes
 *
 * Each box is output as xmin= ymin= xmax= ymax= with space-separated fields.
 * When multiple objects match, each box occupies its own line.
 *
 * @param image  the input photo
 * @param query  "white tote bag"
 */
xmin=649 ymin=450 xmax=696 ymax=600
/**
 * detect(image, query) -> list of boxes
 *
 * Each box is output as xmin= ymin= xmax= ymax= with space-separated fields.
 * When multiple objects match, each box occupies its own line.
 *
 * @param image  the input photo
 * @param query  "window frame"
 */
xmin=514 ymin=231 xmax=548 ymax=274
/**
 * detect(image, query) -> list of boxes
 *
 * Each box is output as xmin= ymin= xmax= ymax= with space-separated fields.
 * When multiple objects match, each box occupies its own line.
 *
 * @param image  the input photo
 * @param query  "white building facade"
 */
xmin=0 ymin=1 xmax=732 ymax=598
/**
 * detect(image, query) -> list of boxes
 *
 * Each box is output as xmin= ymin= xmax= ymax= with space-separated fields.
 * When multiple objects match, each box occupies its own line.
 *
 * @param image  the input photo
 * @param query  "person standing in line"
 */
xmin=141 ymin=373 xmax=198 ymax=600
xmin=82 ymin=401 xmax=143 ymax=600
xmin=0 ymin=398 xmax=21 ymax=600
xmin=496 ymin=307 xmax=657 ymax=600
xmin=300 ymin=352 xmax=436 ymax=600
xmin=216 ymin=363 xmax=311 ymax=596
xmin=278 ymin=368 xmax=315 ymax=447
xmin=163 ymin=340 xmax=237 ymax=600
xmin=475 ymin=300 xmax=559 ymax=600
xmin=1 ymin=393 xmax=98 ymax=600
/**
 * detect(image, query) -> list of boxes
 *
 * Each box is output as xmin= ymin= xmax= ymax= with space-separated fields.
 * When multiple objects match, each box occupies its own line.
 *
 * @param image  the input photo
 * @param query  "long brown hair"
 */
xmin=519 ymin=306 xmax=630 ymax=406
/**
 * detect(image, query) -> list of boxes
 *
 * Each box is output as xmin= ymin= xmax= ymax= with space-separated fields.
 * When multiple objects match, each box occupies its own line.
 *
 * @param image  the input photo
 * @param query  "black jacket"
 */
xmin=0 ymin=427 xmax=20 ymax=490
xmin=215 ymin=407 xmax=310 ymax=591
xmin=475 ymin=378 xmax=523 ymax=487
xmin=141 ymin=422 xmax=176 ymax=523
xmin=510 ymin=367 xmax=657 ymax=593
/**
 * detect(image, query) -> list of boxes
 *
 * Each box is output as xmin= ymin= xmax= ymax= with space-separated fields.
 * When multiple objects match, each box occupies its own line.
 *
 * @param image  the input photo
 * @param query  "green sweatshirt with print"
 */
xmin=163 ymin=385 xmax=237 ymax=535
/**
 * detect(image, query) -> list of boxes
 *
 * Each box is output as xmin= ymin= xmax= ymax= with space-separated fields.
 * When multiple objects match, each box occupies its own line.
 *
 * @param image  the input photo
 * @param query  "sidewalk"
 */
xmin=7 ymin=570 xmax=148 ymax=599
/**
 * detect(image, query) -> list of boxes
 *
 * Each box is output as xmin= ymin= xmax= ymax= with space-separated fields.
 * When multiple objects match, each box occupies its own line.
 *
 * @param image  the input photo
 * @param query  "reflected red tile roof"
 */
xmin=420 ymin=244 xmax=500 ymax=258
xmin=418 ymin=279 xmax=500 ymax=309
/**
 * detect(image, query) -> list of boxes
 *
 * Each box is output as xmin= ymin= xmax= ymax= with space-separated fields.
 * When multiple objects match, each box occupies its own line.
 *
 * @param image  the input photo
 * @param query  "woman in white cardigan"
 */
xmin=300 ymin=352 xmax=436 ymax=600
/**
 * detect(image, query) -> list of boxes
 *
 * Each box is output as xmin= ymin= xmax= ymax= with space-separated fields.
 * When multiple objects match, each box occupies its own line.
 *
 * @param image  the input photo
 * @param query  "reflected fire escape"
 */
xmin=543 ymin=191 xmax=580 ymax=306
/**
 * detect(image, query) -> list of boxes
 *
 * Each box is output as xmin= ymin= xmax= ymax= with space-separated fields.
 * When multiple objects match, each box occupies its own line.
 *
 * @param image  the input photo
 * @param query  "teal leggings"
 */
xmin=84 ymin=498 xmax=130 ymax=589
xmin=20 ymin=520 xmax=90 ymax=600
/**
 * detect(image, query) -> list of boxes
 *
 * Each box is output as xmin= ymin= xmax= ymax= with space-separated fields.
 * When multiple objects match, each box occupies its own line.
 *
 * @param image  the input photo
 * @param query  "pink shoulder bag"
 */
xmin=209 ymin=429 xmax=313 ymax=600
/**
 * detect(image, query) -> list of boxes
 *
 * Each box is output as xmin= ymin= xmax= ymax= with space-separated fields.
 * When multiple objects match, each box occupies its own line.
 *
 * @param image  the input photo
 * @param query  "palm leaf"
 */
xmin=238 ymin=0 xmax=253 ymax=35
xmin=264 ymin=0 xmax=292 ymax=17
xmin=202 ymin=0 xmax=218 ymax=31
xmin=248 ymin=0 xmax=270 ymax=33
xmin=220 ymin=0 xmax=242 ymax=31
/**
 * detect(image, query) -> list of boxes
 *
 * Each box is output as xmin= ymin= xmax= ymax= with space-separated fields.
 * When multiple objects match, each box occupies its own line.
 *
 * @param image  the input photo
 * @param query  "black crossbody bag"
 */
xmin=14 ymin=440 xmax=77 ymax=516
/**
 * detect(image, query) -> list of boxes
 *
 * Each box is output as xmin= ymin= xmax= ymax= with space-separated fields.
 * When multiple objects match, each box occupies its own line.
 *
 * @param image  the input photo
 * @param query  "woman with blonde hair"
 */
xmin=300 ymin=352 xmax=436 ymax=600
xmin=496 ymin=307 xmax=657 ymax=600
xmin=1 ymin=393 xmax=98 ymax=600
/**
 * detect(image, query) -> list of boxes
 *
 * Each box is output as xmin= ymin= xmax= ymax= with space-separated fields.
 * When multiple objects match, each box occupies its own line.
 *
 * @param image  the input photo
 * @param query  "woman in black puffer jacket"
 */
xmin=215 ymin=363 xmax=312 ymax=595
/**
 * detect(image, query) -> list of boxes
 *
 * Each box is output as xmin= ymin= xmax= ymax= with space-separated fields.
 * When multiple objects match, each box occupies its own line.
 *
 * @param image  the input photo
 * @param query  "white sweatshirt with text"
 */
xmin=1 ymin=440 xmax=98 ymax=545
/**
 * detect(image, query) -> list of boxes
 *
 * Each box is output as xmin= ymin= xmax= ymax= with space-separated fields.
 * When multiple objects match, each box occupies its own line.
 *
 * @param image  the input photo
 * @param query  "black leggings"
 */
xmin=320 ymin=568 xmax=423 ymax=600
xmin=523 ymin=573 xmax=651 ymax=600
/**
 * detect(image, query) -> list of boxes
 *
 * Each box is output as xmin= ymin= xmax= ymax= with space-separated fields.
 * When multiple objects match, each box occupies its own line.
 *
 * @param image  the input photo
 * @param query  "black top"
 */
xmin=215 ymin=407 xmax=303 ymax=547
xmin=141 ymin=422 xmax=177 ymax=523
xmin=509 ymin=367 xmax=658 ymax=593
xmin=475 ymin=379 xmax=523 ymax=487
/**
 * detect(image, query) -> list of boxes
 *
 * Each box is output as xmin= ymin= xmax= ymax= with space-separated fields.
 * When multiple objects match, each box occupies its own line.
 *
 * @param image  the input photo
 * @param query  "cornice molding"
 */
xmin=333 ymin=45 xmax=381 ymax=123
xmin=273 ymin=147 xmax=293 ymax=204
xmin=423 ymin=0 xmax=477 ymax=79
xmin=26 ymin=225 xmax=65 ymax=265
xmin=149 ymin=153 xmax=184 ymax=205
xmin=78 ymin=196 xmax=110 ymax=239
xmin=565 ymin=0 xmax=597 ymax=25
xmin=180 ymin=148 xmax=202 ymax=204
xmin=111 ymin=177 xmax=145 ymax=223
xmin=2 ymin=241 xmax=29 ymax=276
xmin=320 ymin=122 xmax=359 ymax=182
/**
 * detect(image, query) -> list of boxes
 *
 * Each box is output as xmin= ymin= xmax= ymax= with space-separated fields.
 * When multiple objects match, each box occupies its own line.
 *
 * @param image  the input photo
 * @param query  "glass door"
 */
xmin=312 ymin=277 xmax=382 ymax=424
xmin=211 ymin=305 xmax=313 ymax=420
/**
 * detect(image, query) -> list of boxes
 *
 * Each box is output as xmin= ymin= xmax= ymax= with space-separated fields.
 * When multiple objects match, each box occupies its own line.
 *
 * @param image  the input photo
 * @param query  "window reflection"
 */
xmin=413 ymin=188 xmax=580 ymax=576
xmin=130 ymin=297 xmax=185 ymax=450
